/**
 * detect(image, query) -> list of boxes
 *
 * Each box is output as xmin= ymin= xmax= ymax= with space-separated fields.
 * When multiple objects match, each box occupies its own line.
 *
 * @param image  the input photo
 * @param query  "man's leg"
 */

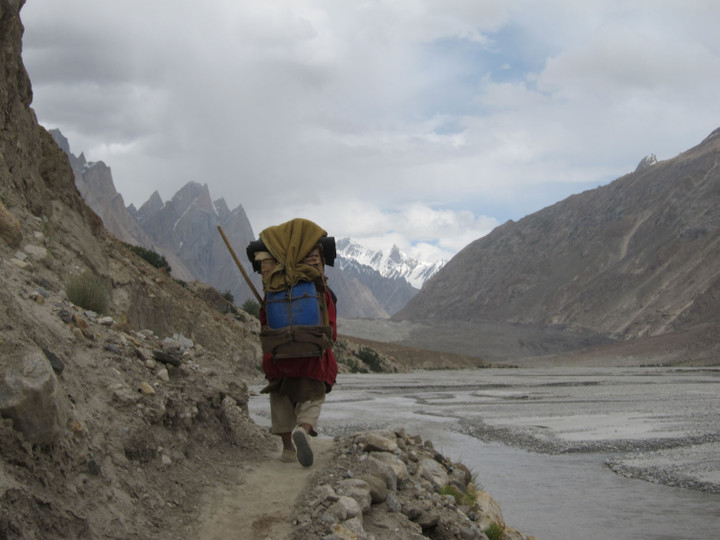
xmin=269 ymin=392 xmax=297 ymax=462
xmin=292 ymin=397 xmax=325 ymax=467
xmin=295 ymin=397 xmax=325 ymax=435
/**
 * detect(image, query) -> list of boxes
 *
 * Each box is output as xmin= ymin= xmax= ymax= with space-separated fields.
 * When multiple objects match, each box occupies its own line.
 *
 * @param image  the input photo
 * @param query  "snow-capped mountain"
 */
xmin=336 ymin=238 xmax=445 ymax=289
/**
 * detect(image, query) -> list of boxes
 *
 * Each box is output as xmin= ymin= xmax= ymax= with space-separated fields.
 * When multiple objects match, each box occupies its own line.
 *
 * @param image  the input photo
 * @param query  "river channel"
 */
xmin=249 ymin=367 xmax=720 ymax=539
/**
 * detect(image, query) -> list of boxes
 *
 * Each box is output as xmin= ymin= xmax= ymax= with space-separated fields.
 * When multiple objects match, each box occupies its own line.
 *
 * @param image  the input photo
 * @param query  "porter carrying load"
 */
xmin=246 ymin=218 xmax=336 ymax=359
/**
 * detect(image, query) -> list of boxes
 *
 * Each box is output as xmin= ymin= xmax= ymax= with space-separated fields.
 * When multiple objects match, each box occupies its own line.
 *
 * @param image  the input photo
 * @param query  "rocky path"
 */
xmin=197 ymin=439 xmax=335 ymax=539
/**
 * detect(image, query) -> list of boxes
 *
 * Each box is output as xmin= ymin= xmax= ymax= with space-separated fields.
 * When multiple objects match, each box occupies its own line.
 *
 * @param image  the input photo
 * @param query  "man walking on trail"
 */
xmin=250 ymin=218 xmax=338 ymax=467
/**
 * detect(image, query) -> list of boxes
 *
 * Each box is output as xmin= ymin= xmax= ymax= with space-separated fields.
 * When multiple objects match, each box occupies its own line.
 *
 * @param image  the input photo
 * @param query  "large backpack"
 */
xmin=246 ymin=219 xmax=336 ymax=359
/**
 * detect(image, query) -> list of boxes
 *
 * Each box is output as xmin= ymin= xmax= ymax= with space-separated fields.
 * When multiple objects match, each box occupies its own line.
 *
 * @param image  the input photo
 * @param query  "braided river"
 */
xmin=250 ymin=367 xmax=720 ymax=539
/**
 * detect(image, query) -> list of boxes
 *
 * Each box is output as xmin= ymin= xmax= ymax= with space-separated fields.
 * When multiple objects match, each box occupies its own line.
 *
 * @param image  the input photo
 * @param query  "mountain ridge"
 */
xmin=394 ymin=128 xmax=720 ymax=363
xmin=52 ymin=129 xmax=432 ymax=317
xmin=336 ymin=237 xmax=444 ymax=289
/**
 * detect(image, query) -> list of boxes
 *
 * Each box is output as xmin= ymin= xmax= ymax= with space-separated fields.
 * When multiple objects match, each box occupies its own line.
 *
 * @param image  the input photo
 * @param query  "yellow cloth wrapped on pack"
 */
xmin=259 ymin=218 xmax=327 ymax=292
xmin=258 ymin=217 xmax=331 ymax=336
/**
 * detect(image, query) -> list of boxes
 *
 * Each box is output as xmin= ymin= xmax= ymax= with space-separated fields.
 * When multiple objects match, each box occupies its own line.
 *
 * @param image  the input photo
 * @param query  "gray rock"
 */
xmin=0 ymin=348 xmax=68 ymax=444
xmin=41 ymin=348 xmax=65 ymax=375
xmin=419 ymin=457 xmax=450 ymax=490
xmin=321 ymin=511 xmax=339 ymax=525
xmin=336 ymin=495 xmax=362 ymax=520
xmin=172 ymin=333 xmax=194 ymax=350
xmin=369 ymin=452 xmax=409 ymax=484
xmin=338 ymin=516 xmax=366 ymax=539
xmin=104 ymin=344 xmax=122 ymax=355
xmin=385 ymin=491 xmax=402 ymax=512
xmin=448 ymin=463 xmax=472 ymax=490
xmin=367 ymin=455 xmax=398 ymax=492
xmin=325 ymin=501 xmax=347 ymax=522
xmin=0 ymin=198 xmax=22 ymax=248
xmin=359 ymin=431 xmax=398 ymax=453
xmin=402 ymin=503 xmax=423 ymax=521
xmin=161 ymin=337 xmax=183 ymax=353
xmin=338 ymin=478 xmax=372 ymax=514
xmin=23 ymin=244 xmax=48 ymax=262
xmin=416 ymin=511 xmax=440 ymax=529
xmin=314 ymin=484 xmax=339 ymax=503
xmin=358 ymin=474 xmax=388 ymax=503
xmin=152 ymin=350 xmax=181 ymax=367
xmin=325 ymin=518 xmax=367 ymax=539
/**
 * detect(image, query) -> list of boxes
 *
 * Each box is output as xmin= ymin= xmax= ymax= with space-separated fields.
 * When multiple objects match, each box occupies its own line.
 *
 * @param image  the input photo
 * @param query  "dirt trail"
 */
xmin=197 ymin=438 xmax=335 ymax=539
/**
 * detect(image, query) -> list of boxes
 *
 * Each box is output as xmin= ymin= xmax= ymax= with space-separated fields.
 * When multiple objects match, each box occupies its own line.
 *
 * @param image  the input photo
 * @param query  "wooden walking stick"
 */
xmin=217 ymin=225 xmax=264 ymax=304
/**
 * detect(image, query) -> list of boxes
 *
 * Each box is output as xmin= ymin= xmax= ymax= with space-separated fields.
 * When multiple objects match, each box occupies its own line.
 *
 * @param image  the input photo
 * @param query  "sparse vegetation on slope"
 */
xmin=64 ymin=271 xmax=110 ymax=314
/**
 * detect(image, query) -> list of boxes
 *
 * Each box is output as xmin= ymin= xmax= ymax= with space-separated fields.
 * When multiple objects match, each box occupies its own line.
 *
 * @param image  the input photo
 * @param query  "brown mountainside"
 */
xmin=396 ymin=130 xmax=720 ymax=363
xmin=0 ymin=3 xmax=273 ymax=536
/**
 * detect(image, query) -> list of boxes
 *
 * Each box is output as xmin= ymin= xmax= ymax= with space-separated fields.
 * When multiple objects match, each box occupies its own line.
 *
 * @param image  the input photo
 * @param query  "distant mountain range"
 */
xmin=48 ymin=125 xmax=720 ymax=364
xmin=336 ymin=238 xmax=444 ymax=289
xmin=50 ymin=129 xmax=436 ymax=317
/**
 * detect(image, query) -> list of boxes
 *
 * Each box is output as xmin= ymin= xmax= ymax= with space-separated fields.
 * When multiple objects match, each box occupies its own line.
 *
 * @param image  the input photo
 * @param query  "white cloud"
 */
xmin=20 ymin=0 xmax=720 ymax=263
xmin=250 ymin=199 xmax=497 ymax=263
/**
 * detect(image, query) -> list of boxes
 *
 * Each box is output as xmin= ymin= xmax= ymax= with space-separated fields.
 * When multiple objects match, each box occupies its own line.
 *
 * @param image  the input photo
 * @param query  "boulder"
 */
xmin=359 ymin=430 xmax=398 ymax=453
xmin=358 ymin=474 xmax=388 ymax=503
xmin=369 ymin=452 xmax=409 ymax=484
xmin=418 ymin=457 xmax=450 ymax=490
xmin=338 ymin=478 xmax=372 ymax=514
xmin=0 ymin=348 xmax=68 ymax=444
xmin=366 ymin=454 xmax=398 ymax=491
xmin=23 ymin=244 xmax=48 ymax=262
xmin=473 ymin=490 xmax=506 ymax=530
xmin=0 ymin=199 xmax=22 ymax=248
xmin=335 ymin=495 xmax=362 ymax=520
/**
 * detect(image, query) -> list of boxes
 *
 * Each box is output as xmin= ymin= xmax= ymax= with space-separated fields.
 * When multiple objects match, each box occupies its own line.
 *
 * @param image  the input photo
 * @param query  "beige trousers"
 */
xmin=269 ymin=392 xmax=325 ymax=435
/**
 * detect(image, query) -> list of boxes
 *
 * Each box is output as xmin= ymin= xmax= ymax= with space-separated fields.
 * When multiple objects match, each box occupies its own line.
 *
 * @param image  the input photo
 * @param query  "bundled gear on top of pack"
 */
xmin=246 ymin=218 xmax=336 ymax=360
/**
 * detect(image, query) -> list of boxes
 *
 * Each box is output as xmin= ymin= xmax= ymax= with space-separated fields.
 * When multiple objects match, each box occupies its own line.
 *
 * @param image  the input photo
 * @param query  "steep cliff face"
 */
xmin=397 ymin=129 xmax=720 ymax=356
xmin=1 ymin=0 xmax=104 ymax=267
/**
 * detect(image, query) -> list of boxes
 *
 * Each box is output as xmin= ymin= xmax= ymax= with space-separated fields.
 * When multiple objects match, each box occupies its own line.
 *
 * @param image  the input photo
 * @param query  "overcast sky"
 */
xmin=20 ymin=0 xmax=720 ymax=263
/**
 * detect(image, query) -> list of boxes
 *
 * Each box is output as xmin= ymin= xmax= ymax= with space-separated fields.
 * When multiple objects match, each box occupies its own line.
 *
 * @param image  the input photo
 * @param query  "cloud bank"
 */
xmin=21 ymin=0 xmax=720 ymax=262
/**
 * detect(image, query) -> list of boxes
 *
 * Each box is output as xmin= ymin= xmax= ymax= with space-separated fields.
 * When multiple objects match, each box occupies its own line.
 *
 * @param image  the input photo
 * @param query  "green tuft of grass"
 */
xmin=441 ymin=483 xmax=478 ymax=507
xmin=123 ymin=243 xmax=171 ymax=273
xmin=483 ymin=522 xmax=504 ymax=540
xmin=241 ymin=299 xmax=260 ymax=319
xmin=65 ymin=272 xmax=109 ymax=314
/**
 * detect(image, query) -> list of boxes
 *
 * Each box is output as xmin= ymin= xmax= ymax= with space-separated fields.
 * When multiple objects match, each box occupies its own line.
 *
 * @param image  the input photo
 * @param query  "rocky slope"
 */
xmin=396 ymin=130 xmax=720 ymax=364
xmin=1 ymin=2 xmax=274 ymax=537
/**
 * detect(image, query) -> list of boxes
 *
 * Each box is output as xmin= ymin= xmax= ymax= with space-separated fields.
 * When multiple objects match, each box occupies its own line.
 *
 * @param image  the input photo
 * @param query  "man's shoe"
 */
xmin=280 ymin=448 xmax=296 ymax=463
xmin=292 ymin=426 xmax=314 ymax=467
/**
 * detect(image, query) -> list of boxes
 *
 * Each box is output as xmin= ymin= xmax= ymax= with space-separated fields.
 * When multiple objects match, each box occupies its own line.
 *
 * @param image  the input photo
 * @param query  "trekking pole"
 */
xmin=217 ymin=225 xmax=264 ymax=304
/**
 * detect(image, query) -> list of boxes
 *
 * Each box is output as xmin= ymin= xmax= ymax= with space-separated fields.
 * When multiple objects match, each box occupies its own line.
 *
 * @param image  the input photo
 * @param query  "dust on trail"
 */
xmin=198 ymin=438 xmax=334 ymax=540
